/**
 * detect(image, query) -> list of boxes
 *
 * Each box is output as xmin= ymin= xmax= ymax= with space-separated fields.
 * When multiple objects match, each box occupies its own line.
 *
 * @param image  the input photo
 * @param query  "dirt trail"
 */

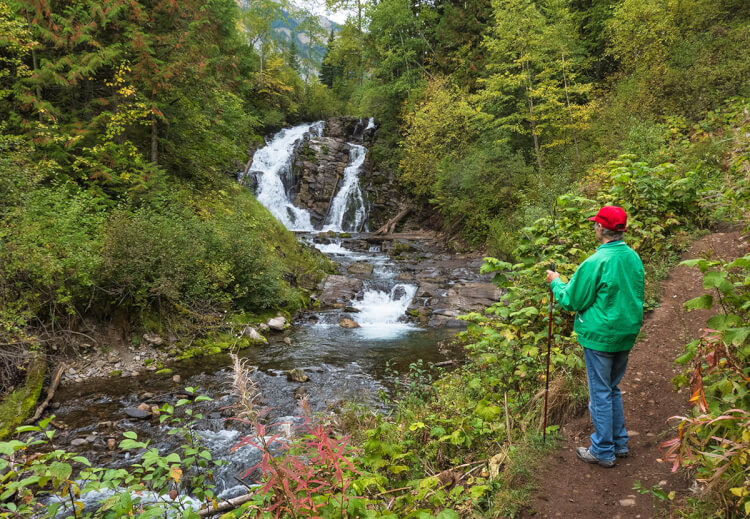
xmin=526 ymin=231 xmax=749 ymax=519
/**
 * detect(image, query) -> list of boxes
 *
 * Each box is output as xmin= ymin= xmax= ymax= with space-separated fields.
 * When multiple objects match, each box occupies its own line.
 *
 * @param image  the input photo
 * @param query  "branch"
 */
xmin=197 ymin=494 xmax=255 ymax=517
xmin=26 ymin=363 xmax=66 ymax=424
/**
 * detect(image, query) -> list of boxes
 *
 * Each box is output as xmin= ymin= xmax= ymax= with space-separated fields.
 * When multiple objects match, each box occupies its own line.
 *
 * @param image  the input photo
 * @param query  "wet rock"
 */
xmin=71 ymin=438 xmax=88 ymax=447
xmin=241 ymin=325 xmax=268 ymax=344
xmin=85 ymin=434 xmax=97 ymax=443
xmin=442 ymin=283 xmax=501 ymax=312
xmin=267 ymin=317 xmax=287 ymax=331
xmin=339 ymin=318 xmax=360 ymax=329
xmin=294 ymin=386 xmax=308 ymax=400
xmin=343 ymin=306 xmax=360 ymax=313
xmin=141 ymin=392 xmax=155 ymax=400
xmin=347 ymin=262 xmax=374 ymax=277
xmin=143 ymin=333 xmax=164 ymax=346
xmin=259 ymin=323 xmax=270 ymax=332
xmin=124 ymin=407 xmax=151 ymax=419
xmin=283 ymin=337 xmax=292 ymax=345
xmin=287 ymin=369 xmax=309 ymax=382
xmin=318 ymin=275 xmax=363 ymax=307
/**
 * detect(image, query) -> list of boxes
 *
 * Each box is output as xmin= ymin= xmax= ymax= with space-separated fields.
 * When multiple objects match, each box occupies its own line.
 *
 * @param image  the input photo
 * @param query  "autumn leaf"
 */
xmin=169 ymin=466 xmax=183 ymax=483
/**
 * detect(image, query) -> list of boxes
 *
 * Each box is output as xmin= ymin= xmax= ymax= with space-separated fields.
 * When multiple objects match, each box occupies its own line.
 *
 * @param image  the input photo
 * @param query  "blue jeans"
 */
xmin=583 ymin=347 xmax=630 ymax=461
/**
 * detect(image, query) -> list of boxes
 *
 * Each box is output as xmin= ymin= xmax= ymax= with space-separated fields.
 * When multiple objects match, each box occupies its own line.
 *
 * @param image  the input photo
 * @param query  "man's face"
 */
xmin=594 ymin=222 xmax=602 ymax=242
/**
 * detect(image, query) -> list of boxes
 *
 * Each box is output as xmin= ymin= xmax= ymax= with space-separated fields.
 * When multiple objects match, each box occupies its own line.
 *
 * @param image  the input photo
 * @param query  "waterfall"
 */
xmin=352 ymin=284 xmax=418 ymax=339
xmin=365 ymin=117 xmax=375 ymax=130
xmin=247 ymin=121 xmax=323 ymax=231
xmin=323 ymin=144 xmax=367 ymax=232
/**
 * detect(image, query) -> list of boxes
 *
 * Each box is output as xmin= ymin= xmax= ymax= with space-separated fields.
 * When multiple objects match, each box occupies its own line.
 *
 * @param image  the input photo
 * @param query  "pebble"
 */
xmin=172 ymin=374 xmax=181 ymax=383
xmin=106 ymin=438 xmax=116 ymax=451
xmin=619 ymin=498 xmax=636 ymax=507
xmin=658 ymin=480 xmax=667 ymax=486
xmin=71 ymin=438 xmax=88 ymax=447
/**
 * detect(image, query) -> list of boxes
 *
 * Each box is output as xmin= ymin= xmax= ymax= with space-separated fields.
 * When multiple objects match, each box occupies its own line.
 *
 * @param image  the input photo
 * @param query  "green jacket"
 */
xmin=550 ymin=240 xmax=644 ymax=352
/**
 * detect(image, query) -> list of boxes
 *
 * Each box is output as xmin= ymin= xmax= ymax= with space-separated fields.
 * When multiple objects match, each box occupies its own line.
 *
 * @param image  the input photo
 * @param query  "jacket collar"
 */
xmin=597 ymin=239 xmax=625 ymax=250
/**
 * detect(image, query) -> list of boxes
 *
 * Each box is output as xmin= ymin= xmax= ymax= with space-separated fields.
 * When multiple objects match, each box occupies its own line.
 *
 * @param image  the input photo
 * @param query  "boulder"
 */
xmin=242 ymin=325 xmax=268 ymax=344
xmin=347 ymin=262 xmax=374 ymax=277
xmin=267 ymin=317 xmax=287 ymax=331
xmin=441 ymin=283 xmax=501 ymax=312
xmin=143 ymin=333 xmax=164 ymax=346
xmin=287 ymin=369 xmax=309 ymax=383
xmin=339 ymin=318 xmax=360 ymax=329
xmin=124 ymin=407 xmax=151 ymax=419
xmin=317 ymin=275 xmax=363 ymax=307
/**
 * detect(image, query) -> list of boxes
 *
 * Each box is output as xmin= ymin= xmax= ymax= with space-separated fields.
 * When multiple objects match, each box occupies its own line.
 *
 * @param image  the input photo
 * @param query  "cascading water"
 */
xmin=353 ymin=284 xmax=418 ymax=339
xmin=322 ymin=144 xmax=368 ymax=232
xmin=248 ymin=121 xmax=323 ymax=231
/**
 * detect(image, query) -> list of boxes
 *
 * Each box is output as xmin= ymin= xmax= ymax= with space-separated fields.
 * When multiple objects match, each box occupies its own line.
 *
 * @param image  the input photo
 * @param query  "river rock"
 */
xmin=339 ymin=318 xmax=360 ymax=329
xmin=172 ymin=374 xmax=181 ymax=384
xmin=267 ymin=317 xmax=287 ymax=331
xmin=137 ymin=403 xmax=151 ymax=413
xmin=441 ymin=283 xmax=501 ymax=312
xmin=143 ymin=332 xmax=164 ymax=346
xmin=317 ymin=275 xmax=363 ymax=307
xmin=343 ymin=306 xmax=360 ymax=313
xmin=294 ymin=386 xmax=308 ymax=399
xmin=347 ymin=262 xmax=374 ymax=277
xmin=107 ymin=438 xmax=116 ymax=451
xmin=125 ymin=407 xmax=151 ymax=419
xmin=287 ymin=369 xmax=309 ymax=383
xmin=283 ymin=337 xmax=292 ymax=345
xmin=242 ymin=325 xmax=268 ymax=344
xmin=259 ymin=323 xmax=270 ymax=332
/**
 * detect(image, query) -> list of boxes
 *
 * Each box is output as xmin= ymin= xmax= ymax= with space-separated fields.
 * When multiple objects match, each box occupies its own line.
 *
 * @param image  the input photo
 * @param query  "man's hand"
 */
xmin=546 ymin=270 xmax=560 ymax=284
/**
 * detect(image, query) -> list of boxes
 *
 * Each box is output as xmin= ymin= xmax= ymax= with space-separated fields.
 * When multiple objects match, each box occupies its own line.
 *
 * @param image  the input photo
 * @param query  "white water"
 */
xmin=249 ymin=122 xmax=324 ymax=231
xmin=353 ymin=284 xmax=419 ymax=339
xmin=366 ymin=117 xmax=375 ymax=130
xmin=323 ymin=143 xmax=367 ymax=232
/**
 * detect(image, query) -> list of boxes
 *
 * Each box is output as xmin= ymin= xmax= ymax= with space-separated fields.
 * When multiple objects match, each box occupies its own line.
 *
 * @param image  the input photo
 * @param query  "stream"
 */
xmin=45 ymin=120 xmax=494 ymax=507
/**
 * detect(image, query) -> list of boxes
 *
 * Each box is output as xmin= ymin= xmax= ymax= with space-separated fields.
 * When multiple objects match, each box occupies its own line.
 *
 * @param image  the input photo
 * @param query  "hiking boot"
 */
xmin=576 ymin=446 xmax=615 ymax=468
xmin=615 ymin=451 xmax=629 ymax=458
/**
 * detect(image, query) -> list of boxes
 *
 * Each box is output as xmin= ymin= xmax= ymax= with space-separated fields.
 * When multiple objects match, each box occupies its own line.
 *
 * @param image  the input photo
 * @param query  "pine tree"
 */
xmin=287 ymin=35 xmax=301 ymax=72
xmin=319 ymin=30 xmax=338 ymax=87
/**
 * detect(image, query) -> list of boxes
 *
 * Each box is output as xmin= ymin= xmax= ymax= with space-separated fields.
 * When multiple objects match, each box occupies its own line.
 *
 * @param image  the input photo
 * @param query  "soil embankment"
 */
xmin=528 ymin=230 xmax=749 ymax=518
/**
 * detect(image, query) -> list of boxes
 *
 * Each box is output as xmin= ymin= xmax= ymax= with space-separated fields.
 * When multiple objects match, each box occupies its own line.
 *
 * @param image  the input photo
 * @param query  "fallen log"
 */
xmin=198 ymin=493 xmax=255 ymax=517
xmin=26 ymin=363 xmax=66 ymax=425
xmin=373 ymin=206 xmax=410 ymax=235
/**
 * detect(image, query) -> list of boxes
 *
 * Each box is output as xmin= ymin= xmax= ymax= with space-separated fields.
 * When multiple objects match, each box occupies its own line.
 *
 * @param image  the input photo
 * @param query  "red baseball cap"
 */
xmin=589 ymin=206 xmax=627 ymax=232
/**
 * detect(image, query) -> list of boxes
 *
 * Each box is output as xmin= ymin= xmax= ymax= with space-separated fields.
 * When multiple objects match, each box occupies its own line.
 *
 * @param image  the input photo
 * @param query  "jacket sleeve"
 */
xmin=549 ymin=258 xmax=600 ymax=313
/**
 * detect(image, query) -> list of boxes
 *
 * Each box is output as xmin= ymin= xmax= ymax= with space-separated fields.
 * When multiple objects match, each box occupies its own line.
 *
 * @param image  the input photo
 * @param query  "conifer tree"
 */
xmin=287 ymin=35 xmax=301 ymax=72
xmin=319 ymin=30 xmax=339 ymax=87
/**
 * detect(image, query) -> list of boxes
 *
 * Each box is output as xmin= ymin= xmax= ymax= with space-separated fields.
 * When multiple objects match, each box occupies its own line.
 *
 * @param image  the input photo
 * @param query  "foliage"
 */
xmin=660 ymin=255 xmax=750 ymax=517
xmin=0 ymin=390 xmax=221 ymax=518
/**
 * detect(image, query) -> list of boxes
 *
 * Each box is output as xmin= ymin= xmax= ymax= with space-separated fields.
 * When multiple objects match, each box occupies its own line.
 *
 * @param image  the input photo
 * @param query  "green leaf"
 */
xmin=123 ymin=431 xmax=138 ymax=439
xmin=194 ymin=395 xmax=212 ymax=402
xmin=436 ymin=509 xmax=459 ymax=519
xmin=706 ymin=314 xmax=743 ymax=331
xmin=14 ymin=425 xmax=40 ymax=434
xmin=703 ymin=271 xmax=733 ymax=295
xmin=119 ymin=439 xmax=146 ymax=450
xmin=474 ymin=399 xmax=502 ymax=421
xmin=684 ymin=294 xmax=713 ymax=311
xmin=176 ymin=399 xmax=191 ymax=407
xmin=72 ymin=456 xmax=91 ymax=466
xmin=49 ymin=461 xmax=72 ymax=482
xmin=470 ymin=484 xmax=489 ymax=499
xmin=723 ymin=327 xmax=750 ymax=346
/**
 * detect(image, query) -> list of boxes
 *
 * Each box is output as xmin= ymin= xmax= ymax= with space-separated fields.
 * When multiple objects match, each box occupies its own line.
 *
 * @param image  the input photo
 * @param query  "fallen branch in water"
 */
xmin=26 ymin=363 xmax=66 ymax=425
xmin=198 ymin=493 xmax=255 ymax=517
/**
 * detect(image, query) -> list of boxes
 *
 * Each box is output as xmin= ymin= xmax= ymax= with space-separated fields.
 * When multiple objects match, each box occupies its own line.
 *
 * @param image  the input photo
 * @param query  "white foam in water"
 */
xmin=366 ymin=117 xmax=375 ymax=130
xmin=249 ymin=122 xmax=324 ymax=231
xmin=353 ymin=284 xmax=419 ymax=339
xmin=323 ymin=144 xmax=367 ymax=232
xmin=314 ymin=242 xmax=353 ymax=255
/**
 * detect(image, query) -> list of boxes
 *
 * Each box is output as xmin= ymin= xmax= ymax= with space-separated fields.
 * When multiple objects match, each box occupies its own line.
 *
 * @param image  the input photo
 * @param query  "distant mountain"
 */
xmin=236 ymin=0 xmax=341 ymax=68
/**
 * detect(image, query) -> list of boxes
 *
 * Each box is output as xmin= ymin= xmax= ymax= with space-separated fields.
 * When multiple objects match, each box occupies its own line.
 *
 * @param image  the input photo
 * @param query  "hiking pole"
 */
xmin=543 ymin=262 xmax=555 ymax=444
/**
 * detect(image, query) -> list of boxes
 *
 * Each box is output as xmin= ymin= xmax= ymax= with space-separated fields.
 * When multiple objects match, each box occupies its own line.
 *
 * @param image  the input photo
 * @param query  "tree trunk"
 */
xmin=151 ymin=113 xmax=158 ymax=165
xmin=560 ymin=49 xmax=581 ymax=162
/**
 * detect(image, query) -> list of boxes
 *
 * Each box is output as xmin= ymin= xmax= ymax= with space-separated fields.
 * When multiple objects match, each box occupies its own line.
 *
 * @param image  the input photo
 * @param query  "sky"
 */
xmin=294 ymin=0 xmax=354 ymax=25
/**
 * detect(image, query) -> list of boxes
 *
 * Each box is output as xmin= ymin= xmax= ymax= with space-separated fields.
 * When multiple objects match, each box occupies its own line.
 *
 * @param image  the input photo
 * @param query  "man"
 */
xmin=546 ymin=206 xmax=644 ymax=468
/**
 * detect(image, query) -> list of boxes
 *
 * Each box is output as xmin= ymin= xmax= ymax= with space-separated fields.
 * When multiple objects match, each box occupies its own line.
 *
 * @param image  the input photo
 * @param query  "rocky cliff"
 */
xmin=290 ymin=117 xmax=404 ymax=231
